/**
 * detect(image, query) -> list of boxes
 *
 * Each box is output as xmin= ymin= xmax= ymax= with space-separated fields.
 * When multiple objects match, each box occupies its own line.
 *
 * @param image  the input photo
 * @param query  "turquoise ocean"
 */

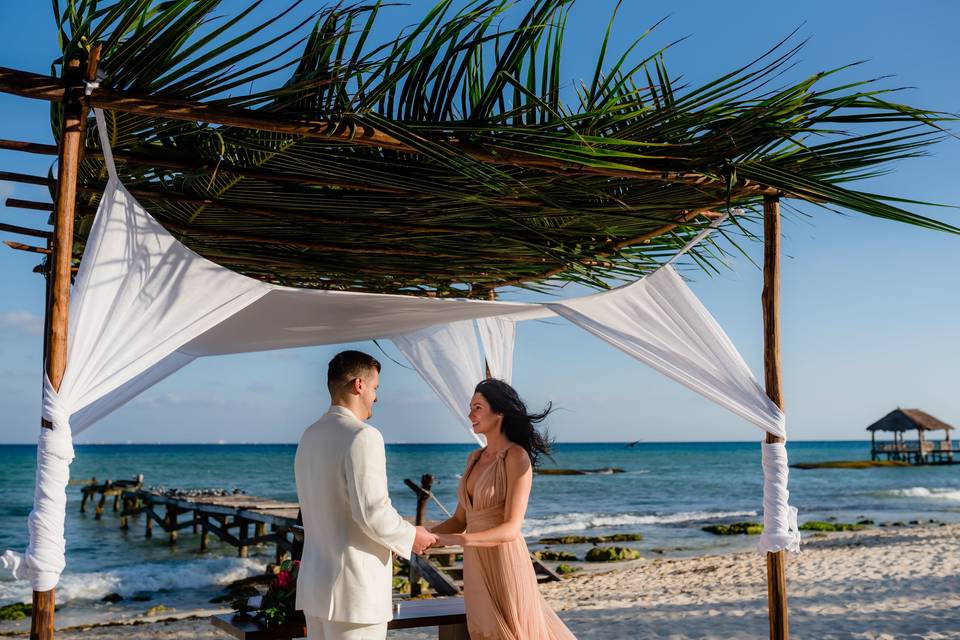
xmin=2 ymin=441 xmax=960 ymax=628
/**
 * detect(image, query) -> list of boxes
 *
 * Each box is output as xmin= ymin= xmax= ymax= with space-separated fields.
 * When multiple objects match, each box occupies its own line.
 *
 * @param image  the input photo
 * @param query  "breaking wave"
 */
xmin=523 ymin=510 xmax=758 ymax=538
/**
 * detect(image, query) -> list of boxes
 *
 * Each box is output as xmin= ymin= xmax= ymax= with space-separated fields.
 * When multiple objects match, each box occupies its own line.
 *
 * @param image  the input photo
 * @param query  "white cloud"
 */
xmin=0 ymin=310 xmax=43 ymax=336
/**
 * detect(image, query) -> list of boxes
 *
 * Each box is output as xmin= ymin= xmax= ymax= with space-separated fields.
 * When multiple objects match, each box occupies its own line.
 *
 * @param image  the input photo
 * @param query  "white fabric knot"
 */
xmin=758 ymin=440 xmax=802 ymax=554
xmin=41 ymin=375 xmax=75 ymax=461
xmin=84 ymin=70 xmax=106 ymax=96
xmin=3 ymin=376 xmax=76 ymax=590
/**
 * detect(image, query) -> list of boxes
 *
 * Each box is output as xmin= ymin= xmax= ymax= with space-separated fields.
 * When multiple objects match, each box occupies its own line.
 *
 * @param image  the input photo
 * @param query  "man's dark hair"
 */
xmin=327 ymin=350 xmax=381 ymax=394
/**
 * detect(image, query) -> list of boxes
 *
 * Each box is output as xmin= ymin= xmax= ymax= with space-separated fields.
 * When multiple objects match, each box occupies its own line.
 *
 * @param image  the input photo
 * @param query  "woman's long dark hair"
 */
xmin=474 ymin=379 xmax=553 ymax=468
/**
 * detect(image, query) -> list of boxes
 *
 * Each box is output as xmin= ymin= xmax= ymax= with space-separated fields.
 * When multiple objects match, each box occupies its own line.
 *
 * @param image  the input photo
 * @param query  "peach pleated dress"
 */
xmin=458 ymin=447 xmax=577 ymax=640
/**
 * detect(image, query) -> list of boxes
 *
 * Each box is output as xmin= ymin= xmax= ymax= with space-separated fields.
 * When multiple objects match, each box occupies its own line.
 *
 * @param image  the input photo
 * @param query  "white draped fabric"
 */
xmin=391 ymin=321 xmax=486 ymax=444
xmin=476 ymin=317 xmax=516 ymax=382
xmin=548 ymin=266 xmax=786 ymax=439
xmin=4 ymin=110 xmax=798 ymax=592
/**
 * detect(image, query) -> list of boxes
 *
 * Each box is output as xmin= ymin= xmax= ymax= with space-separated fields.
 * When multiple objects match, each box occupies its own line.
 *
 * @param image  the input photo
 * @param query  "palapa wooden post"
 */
xmin=31 ymin=46 xmax=98 ymax=640
xmin=762 ymin=194 xmax=789 ymax=640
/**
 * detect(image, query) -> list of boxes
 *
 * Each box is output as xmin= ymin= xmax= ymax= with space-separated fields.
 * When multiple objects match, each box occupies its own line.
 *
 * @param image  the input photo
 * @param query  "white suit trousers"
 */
xmin=305 ymin=615 xmax=387 ymax=640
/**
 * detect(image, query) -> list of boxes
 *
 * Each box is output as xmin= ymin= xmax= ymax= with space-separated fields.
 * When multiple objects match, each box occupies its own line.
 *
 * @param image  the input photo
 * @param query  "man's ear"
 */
xmin=350 ymin=377 xmax=364 ymax=396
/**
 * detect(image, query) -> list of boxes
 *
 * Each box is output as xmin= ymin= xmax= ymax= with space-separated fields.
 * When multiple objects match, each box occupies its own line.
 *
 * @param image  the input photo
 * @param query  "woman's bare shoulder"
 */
xmin=505 ymin=445 xmax=531 ymax=471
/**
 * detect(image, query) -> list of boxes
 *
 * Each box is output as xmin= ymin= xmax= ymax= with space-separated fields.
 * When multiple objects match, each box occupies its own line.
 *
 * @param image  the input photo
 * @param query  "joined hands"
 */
xmin=412 ymin=525 xmax=438 ymax=554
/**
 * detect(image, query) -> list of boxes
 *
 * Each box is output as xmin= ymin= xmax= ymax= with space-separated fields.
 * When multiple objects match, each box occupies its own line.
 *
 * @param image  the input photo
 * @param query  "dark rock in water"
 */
xmin=533 ymin=550 xmax=578 ymax=561
xmin=790 ymin=460 xmax=910 ymax=469
xmin=555 ymin=563 xmax=581 ymax=576
xmin=596 ymin=533 xmax=643 ymax=543
xmin=585 ymin=546 xmax=641 ymax=562
xmin=536 ymin=468 xmax=625 ymax=475
xmin=130 ymin=593 xmax=153 ymax=602
xmin=857 ymin=519 xmax=875 ymax=526
xmin=101 ymin=593 xmax=123 ymax=603
xmin=540 ymin=535 xmax=590 ymax=544
xmin=0 ymin=602 xmax=31 ymax=621
xmin=799 ymin=521 xmax=867 ymax=532
xmin=702 ymin=522 xmax=763 ymax=536
xmin=144 ymin=604 xmax=175 ymax=617
xmin=909 ymin=520 xmax=920 ymax=525
xmin=539 ymin=532 xmax=643 ymax=545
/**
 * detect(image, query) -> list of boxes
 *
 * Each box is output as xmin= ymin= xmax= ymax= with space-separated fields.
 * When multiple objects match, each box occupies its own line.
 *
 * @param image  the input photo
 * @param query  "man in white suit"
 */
xmin=295 ymin=350 xmax=437 ymax=639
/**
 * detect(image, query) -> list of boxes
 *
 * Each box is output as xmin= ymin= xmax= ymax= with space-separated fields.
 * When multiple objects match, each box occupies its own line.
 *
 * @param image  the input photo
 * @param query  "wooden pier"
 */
xmin=81 ymin=474 xmax=561 ymax=599
xmin=118 ymin=489 xmax=301 ymax=561
xmin=79 ymin=475 xmax=143 ymax=519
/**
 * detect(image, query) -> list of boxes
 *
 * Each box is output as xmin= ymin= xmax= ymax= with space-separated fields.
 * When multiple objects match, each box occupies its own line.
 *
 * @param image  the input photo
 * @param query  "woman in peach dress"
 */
xmin=431 ymin=379 xmax=576 ymax=640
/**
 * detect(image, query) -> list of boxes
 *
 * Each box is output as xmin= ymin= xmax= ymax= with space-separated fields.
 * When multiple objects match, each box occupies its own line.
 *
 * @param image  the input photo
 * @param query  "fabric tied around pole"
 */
xmin=758 ymin=440 xmax=801 ymax=554
xmin=4 ymin=376 xmax=78 ymax=591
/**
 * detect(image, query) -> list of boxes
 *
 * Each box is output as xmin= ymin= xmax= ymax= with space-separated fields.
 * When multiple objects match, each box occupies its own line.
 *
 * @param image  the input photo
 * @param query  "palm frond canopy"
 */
xmin=49 ymin=0 xmax=957 ymax=295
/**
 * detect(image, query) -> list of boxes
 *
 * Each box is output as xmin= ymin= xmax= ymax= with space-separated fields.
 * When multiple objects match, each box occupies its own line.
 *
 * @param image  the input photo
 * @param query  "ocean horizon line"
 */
xmin=0 ymin=438 xmax=874 ymax=446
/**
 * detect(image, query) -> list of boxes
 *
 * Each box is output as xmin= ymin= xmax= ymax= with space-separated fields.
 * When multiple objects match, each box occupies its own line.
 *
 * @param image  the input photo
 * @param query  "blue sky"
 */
xmin=0 ymin=1 xmax=958 ymax=444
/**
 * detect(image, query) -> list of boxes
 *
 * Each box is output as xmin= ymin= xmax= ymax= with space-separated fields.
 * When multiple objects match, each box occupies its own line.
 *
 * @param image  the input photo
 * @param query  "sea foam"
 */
xmin=523 ymin=510 xmax=758 ymax=538
xmin=0 ymin=556 xmax=263 ymax=604
xmin=880 ymin=487 xmax=960 ymax=501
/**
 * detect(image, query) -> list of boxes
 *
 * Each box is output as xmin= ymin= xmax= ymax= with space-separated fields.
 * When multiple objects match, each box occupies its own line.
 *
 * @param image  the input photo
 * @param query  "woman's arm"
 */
xmin=437 ymin=447 xmax=532 ymax=548
xmin=429 ymin=449 xmax=477 ymax=536
xmin=429 ymin=501 xmax=467 ymax=535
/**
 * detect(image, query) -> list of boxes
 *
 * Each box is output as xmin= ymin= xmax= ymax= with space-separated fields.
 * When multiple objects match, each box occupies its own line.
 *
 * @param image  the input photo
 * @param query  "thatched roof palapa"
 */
xmin=866 ymin=408 xmax=954 ymax=433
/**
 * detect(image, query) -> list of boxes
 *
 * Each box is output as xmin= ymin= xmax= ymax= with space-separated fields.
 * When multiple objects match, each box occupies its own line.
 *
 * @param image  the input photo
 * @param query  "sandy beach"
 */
xmin=17 ymin=522 xmax=958 ymax=640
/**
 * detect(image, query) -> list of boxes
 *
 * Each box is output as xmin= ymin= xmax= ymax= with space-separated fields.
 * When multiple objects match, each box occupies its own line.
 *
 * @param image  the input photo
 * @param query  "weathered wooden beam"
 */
xmin=410 ymin=554 xmax=459 ymax=597
xmin=0 ymin=138 xmax=410 ymax=194
xmin=0 ymin=65 xmax=780 ymax=195
xmin=5 ymin=198 xmax=55 ymax=212
xmin=762 ymin=194 xmax=789 ymax=640
xmin=0 ymin=170 xmax=55 ymax=187
xmin=0 ymin=222 xmax=52 ymax=239
xmin=0 ymin=138 xmax=58 ymax=155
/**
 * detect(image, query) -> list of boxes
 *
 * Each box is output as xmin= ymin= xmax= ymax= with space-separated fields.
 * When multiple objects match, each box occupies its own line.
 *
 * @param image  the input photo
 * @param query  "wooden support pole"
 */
xmin=167 ymin=507 xmax=178 ymax=545
xmin=238 ymin=520 xmax=250 ymax=558
xmin=762 ymin=194 xmax=789 ymax=640
xmin=200 ymin=521 xmax=210 ymax=553
xmin=32 ymin=49 xmax=96 ymax=640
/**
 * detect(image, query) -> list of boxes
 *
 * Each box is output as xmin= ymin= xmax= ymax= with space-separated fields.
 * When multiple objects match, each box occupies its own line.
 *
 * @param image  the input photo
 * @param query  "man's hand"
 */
xmin=412 ymin=525 xmax=438 ymax=555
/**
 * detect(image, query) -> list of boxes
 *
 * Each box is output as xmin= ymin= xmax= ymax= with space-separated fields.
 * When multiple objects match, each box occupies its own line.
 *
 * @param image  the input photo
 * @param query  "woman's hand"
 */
xmin=435 ymin=533 xmax=465 ymax=548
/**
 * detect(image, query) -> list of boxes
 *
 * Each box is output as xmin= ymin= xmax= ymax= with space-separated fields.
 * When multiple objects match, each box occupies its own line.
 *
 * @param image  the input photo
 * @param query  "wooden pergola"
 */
xmin=0 ymin=3 xmax=955 ymax=639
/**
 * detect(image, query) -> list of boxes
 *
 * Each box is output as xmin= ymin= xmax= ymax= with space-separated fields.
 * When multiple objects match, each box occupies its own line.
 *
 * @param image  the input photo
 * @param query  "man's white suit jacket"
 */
xmin=294 ymin=405 xmax=416 ymax=623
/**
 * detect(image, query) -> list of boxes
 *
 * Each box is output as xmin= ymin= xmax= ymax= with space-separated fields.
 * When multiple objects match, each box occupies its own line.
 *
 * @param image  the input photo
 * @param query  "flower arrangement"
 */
xmin=257 ymin=559 xmax=300 ymax=627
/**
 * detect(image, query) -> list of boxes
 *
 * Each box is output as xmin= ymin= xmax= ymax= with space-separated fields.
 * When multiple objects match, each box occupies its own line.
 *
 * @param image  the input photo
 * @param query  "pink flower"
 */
xmin=277 ymin=571 xmax=292 ymax=589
